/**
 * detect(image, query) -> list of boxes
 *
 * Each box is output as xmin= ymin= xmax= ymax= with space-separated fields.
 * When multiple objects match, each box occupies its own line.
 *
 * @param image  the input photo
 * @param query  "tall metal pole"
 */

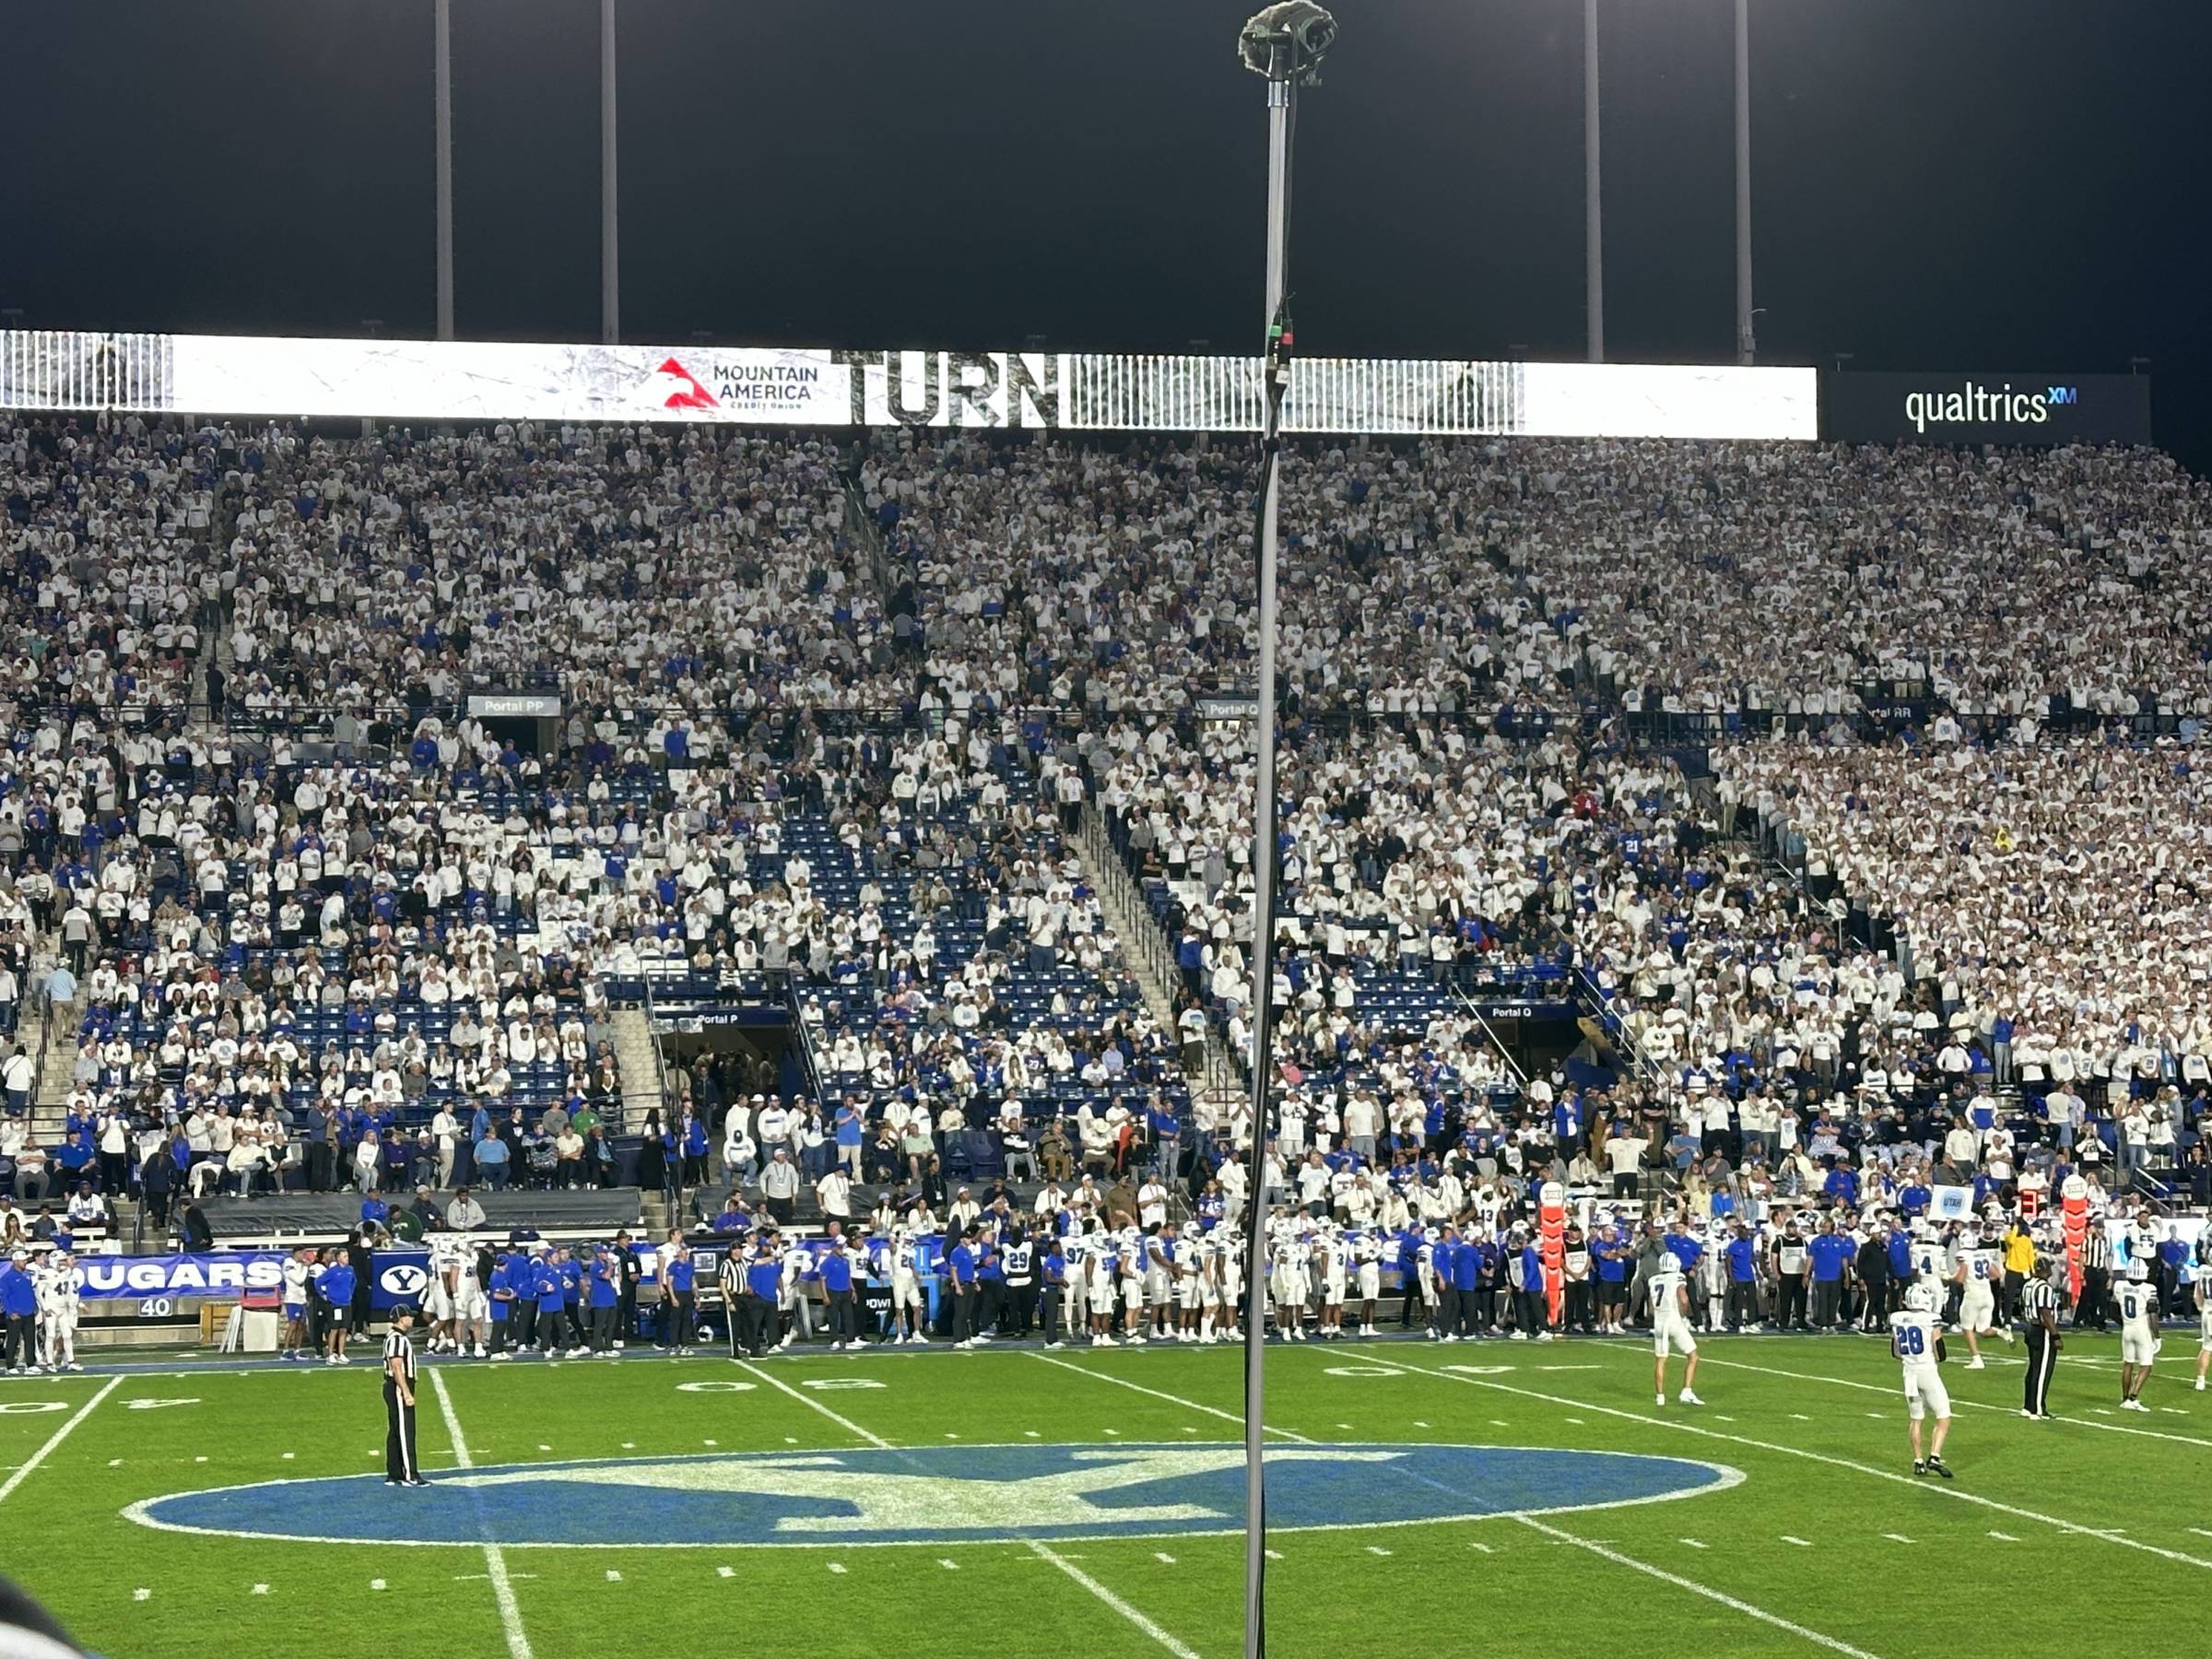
xmin=433 ymin=0 xmax=454 ymax=340
xmin=600 ymin=0 xmax=620 ymax=345
xmin=1734 ymin=0 xmax=1753 ymax=364
xmin=1583 ymin=0 xmax=1603 ymax=363
xmin=1233 ymin=17 xmax=1330 ymax=1652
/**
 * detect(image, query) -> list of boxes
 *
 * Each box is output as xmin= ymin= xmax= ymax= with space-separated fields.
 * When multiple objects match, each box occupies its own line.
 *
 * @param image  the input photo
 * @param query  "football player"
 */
xmin=1891 ymin=1282 xmax=1954 ymax=1477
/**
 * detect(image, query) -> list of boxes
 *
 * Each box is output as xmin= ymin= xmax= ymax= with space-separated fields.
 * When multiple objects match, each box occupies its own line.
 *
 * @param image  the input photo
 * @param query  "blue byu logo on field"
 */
xmin=127 ymin=1442 xmax=1737 ymax=1547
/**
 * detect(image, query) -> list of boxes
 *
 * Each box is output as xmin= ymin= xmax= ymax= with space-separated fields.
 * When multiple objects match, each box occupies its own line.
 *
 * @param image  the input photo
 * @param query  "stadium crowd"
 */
xmin=2 ymin=410 xmax=2210 ymax=1376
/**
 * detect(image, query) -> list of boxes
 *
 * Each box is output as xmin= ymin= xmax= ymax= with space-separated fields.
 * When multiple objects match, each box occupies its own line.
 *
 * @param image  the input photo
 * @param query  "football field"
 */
xmin=4 ymin=1331 xmax=2206 ymax=1658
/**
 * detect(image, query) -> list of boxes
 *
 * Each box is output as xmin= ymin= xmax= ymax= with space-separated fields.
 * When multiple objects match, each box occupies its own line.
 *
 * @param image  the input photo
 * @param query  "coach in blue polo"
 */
xmin=735 ymin=1242 xmax=782 ymax=1359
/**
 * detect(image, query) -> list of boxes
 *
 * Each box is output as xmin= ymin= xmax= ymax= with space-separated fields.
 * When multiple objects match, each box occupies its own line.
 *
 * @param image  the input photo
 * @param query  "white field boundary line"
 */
xmin=428 ymin=1368 xmax=534 ymax=1659
xmin=0 ymin=1377 xmax=121 ymax=1507
xmin=1028 ymin=1354 xmax=1888 ymax=1659
xmin=1688 ymin=1353 xmax=2212 ymax=1450
xmin=734 ymin=1359 xmax=1201 ymax=1659
xmin=1382 ymin=1353 xmax=2212 ymax=1572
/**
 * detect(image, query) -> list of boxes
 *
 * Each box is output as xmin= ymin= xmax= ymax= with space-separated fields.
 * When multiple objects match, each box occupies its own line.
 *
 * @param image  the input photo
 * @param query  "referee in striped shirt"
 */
xmin=383 ymin=1306 xmax=426 ymax=1486
xmin=2021 ymin=1263 xmax=2062 ymax=1419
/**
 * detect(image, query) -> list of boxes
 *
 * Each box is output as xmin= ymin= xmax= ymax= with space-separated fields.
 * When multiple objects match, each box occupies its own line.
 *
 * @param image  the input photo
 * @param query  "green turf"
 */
xmin=4 ymin=1331 xmax=2206 ymax=1659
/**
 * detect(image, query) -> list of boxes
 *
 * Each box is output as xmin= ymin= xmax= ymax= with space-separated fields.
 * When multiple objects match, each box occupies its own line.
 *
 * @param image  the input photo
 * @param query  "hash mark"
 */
xmin=1883 ymin=1533 xmax=1914 ymax=1545
xmin=1365 ymin=1546 xmax=1392 ymax=1558
xmin=1989 ymin=1532 xmax=2019 ymax=1542
xmin=1265 ymin=1548 xmax=1284 ymax=1560
xmin=828 ymin=1563 xmax=847 ymax=1575
xmin=133 ymin=1590 xmax=150 ymax=1603
xmin=938 ymin=1559 xmax=959 ymax=1571
xmin=1469 ymin=1543 xmax=1493 ymax=1554
xmin=605 ymin=1571 xmax=622 ymax=1583
xmin=1155 ymin=1551 xmax=1177 ymax=1564
xmin=717 ymin=1567 xmax=735 ymax=1579
xmin=1679 ymin=1538 xmax=1707 ymax=1549
xmin=251 ymin=1584 xmax=269 ymax=1596
xmin=370 ymin=1580 xmax=385 ymax=1591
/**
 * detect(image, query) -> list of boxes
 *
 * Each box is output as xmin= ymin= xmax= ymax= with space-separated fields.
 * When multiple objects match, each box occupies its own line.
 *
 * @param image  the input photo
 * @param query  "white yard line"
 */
xmin=1515 ymin=1512 xmax=1887 ymax=1659
xmin=0 ymin=1377 xmax=120 ymax=1508
xmin=427 ymin=1368 xmax=534 ymax=1659
xmin=735 ymin=1360 xmax=1202 ymax=1659
xmin=1690 ymin=1353 xmax=2212 ymax=1450
xmin=1384 ymin=1354 xmax=2212 ymax=1572
xmin=1031 ymin=1354 xmax=1891 ymax=1659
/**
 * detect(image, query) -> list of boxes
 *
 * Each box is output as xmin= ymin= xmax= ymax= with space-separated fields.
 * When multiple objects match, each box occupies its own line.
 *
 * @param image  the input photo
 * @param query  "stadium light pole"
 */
xmin=1735 ymin=0 xmax=1754 ymax=364
xmin=1583 ymin=0 xmax=1602 ymax=362
xmin=433 ymin=0 xmax=454 ymax=340
xmin=601 ymin=0 xmax=619 ymax=345
xmin=1235 ymin=8 xmax=1333 ymax=1658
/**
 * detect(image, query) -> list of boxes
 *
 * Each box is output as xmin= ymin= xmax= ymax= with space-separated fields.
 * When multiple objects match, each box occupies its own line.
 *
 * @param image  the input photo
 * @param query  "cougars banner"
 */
xmin=71 ymin=1252 xmax=288 ymax=1300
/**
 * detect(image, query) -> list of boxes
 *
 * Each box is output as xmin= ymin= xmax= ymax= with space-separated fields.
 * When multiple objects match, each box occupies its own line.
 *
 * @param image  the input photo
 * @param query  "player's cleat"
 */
xmin=1911 ymin=1459 xmax=1925 ymax=1477
xmin=2196 ymin=1378 xmax=2206 ymax=1391
xmin=1677 ymin=1390 xmax=1703 ymax=1406
xmin=1656 ymin=1393 xmax=1667 ymax=1406
xmin=1924 ymin=1455 xmax=1953 ymax=1479
xmin=1966 ymin=1357 xmax=1985 ymax=1369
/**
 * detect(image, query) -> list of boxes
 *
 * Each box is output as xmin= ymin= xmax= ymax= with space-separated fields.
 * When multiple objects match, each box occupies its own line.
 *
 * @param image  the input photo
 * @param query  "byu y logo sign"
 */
xmin=128 ymin=1442 xmax=1735 ymax=1547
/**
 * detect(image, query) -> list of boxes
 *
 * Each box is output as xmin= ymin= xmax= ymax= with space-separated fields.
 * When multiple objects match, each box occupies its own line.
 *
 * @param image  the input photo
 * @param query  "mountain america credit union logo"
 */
xmin=648 ymin=357 xmax=718 ymax=410
xmin=125 ymin=1442 xmax=1738 ymax=1547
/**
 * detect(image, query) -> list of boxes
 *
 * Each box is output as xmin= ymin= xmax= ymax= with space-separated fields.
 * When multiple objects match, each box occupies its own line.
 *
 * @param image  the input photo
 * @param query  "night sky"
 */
xmin=6 ymin=1 xmax=2206 ymax=466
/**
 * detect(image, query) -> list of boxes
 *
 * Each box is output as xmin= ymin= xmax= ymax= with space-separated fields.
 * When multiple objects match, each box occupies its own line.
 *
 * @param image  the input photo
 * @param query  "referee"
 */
xmin=2021 ymin=1259 xmax=2062 ymax=1420
xmin=383 ymin=1306 xmax=426 ymax=1487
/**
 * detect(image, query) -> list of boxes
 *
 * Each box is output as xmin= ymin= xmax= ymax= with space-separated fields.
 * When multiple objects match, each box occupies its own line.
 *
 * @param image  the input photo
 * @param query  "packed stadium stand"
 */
xmin=4 ymin=409 xmax=2210 ymax=1291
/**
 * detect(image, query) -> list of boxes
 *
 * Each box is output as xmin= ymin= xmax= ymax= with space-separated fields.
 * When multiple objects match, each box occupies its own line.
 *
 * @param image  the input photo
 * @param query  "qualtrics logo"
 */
xmin=1904 ymin=380 xmax=2075 ymax=433
xmin=647 ymin=357 xmax=719 ymax=410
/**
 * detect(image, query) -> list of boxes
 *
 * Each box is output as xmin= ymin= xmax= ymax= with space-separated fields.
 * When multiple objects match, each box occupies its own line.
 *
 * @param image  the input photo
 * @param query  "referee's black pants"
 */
xmin=2077 ymin=1270 xmax=2111 ymax=1329
xmin=383 ymin=1382 xmax=419 ymax=1482
xmin=2024 ymin=1327 xmax=2058 ymax=1416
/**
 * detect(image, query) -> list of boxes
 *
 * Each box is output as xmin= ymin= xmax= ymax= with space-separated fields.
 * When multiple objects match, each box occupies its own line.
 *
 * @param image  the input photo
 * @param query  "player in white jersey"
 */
xmin=1060 ymin=1233 xmax=1090 ymax=1340
xmin=889 ymin=1231 xmax=928 ymax=1344
xmin=1319 ymin=1231 xmax=1348 ymax=1337
xmin=2115 ymin=1258 xmax=2159 ymax=1410
xmin=1218 ymin=1230 xmax=1244 ymax=1343
xmin=1087 ymin=1230 xmax=1121 ymax=1345
xmin=1119 ymin=1235 xmax=1147 ymax=1342
xmin=1948 ymin=1225 xmax=2011 ymax=1368
xmin=1354 ymin=1233 xmax=1382 ymax=1336
xmin=425 ymin=1236 xmax=465 ymax=1352
xmin=778 ymin=1239 xmax=814 ymax=1347
xmin=449 ymin=1247 xmax=488 ymax=1362
xmin=1270 ymin=1230 xmax=1309 ymax=1341
xmin=1141 ymin=1232 xmax=1172 ymax=1339
xmin=36 ymin=1253 xmax=81 ymax=1371
xmin=1171 ymin=1229 xmax=1203 ymax=1338
xmin=281 ymin=1247 xmax=313 ymax=1359
xmin=2195 ymin=1265 xmax=2211 ymax=1393
xmin=1648 ymin=1253 xmax=1703 ymax=1406
xmin=1890 ymin=1282 xmax=1953 ymax=1477
xmin=1909 ymin=1225 xmax=1946 ymax=1300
